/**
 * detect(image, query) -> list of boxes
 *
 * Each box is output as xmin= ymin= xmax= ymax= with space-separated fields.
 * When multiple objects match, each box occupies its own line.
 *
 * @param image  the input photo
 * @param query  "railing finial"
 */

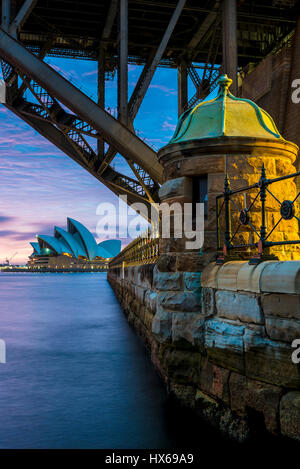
xmin=224 ymin=172 xmax=231 ymax=193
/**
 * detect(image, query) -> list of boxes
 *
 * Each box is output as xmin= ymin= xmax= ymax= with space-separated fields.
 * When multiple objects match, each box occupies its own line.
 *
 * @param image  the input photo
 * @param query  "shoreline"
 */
xmin=0 ymin=268 xmax=107 ymax=273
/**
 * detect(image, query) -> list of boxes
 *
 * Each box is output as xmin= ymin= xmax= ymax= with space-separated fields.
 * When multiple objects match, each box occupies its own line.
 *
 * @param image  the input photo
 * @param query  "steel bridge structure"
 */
xmin=0 ymin=0 xmax=298 ymax=217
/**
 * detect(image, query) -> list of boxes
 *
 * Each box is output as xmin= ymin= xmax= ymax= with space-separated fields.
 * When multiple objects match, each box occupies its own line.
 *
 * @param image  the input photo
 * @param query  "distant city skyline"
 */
xmin=0 ymin=58 xmax=183 ymax=264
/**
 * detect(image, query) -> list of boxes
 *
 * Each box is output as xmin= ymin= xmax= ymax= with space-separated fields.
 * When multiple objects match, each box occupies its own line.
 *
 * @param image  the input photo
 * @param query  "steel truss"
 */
xmin=0 ymin=0 xmax=196 ymax=220
xmin=0 ymin=56 xmax=159 ymax=214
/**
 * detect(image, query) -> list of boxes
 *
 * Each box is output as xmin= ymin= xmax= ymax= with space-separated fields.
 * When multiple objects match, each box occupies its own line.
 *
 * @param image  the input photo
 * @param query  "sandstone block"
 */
xmin=260 ymin=261 xmax=300 ymax=293
xmin=244 ymin=327 xmax=300 ymax=388
xmin=157 ymin=291 xmax=202 ymax=312
xmin=143 ymin=309 xmax=154 ymax=331
xmin=229 ymin=372 xmax=281 ymax=434
xmin=176 ymin=252 xmax=213 ymax=272
xmin=217 ymin=261 xmax=247 ymax=291
xmin=265 ymin=316 xmax=300 ymax=343
xmin=137 ymin=263 xmax=155 ymax=289
xmin=201 ymin=287 xmax=216 ymax=316
xmin=184 ymin=272 xmax=202 ymax=291
xmin=262 ymin=293 xmax=300 ymax=319
xmin=280 ymin=391 xmax=300 ymax=441
xmin=152 ymin=308 xmax=172 ymax=343
xmin=153 ymin=270 xmax=182 ymax=291
xmin=161 ymin=348 xmax=202 ymax=385
xmin=156 ymin=253 xmax=177 ymax=272
xmin=158 ymin=177 xmax=189 ymax=201
xmin=172 ymin=312 xmax=204 ymax=349
xmin=236 ymin=261 xmax=274 ymax=293
xmin=135 ymin=285 xmax=146 ymax=303
xmin=201 ymin=263 xmax=222 ymax=288
xmin=199 ymin=359 xmax=230 ymax=404
xmin=144 ymin=290 xmax=157 ymax=313
xmin=216 ymin=290 xmax=264 ymax=324
xmin=169 ymin=382 xmax=196 ymax=408
xmin=205 ymin=318 xmax=245 ymax=373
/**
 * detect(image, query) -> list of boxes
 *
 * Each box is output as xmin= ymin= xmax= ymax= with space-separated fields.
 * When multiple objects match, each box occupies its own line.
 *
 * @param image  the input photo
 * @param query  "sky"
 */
xmin=0 ymin=57 xmax=185 ymax=264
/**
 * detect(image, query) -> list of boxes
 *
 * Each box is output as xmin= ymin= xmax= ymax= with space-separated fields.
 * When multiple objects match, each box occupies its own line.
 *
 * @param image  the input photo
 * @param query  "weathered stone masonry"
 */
xmin=108 ymin=75 xmax=300 ymax=442
xmin=108 ymin=260 xmax=300 ymax=441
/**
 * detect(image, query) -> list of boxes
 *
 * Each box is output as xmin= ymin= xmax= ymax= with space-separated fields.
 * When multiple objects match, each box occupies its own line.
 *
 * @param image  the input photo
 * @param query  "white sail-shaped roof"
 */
xmin=54 ymin=226 xmax=86 ymax=258
xmin=30 ymin=242 xmax=40 ymax=254
xmin=37 ymin=235 xmax=72 ymax=255
xmin=98 ymin=240 xmax=121 ymax=258
xmin=67 ymin=218 xmax=98 ymax=260
xmin=30 ymin=218 xmax=121 ymax=261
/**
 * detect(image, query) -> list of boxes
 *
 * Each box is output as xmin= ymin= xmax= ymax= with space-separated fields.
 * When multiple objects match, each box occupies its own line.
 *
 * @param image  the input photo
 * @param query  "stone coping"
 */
xmin=201 ymin=260 xmax=300 ymax=294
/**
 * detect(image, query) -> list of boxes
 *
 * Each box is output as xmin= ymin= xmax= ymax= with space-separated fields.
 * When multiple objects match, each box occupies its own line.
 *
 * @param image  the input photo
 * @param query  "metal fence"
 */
xmin=109 ymin=230 xmax=159 ymax=268
xmin=216 ymin=165 xmax=300 ymax=264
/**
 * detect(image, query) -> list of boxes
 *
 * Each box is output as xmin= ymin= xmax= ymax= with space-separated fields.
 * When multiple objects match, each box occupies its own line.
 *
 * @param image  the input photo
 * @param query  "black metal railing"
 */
xmin=109 ymin=229 xmax=159 ymax=269
xmin=216 ymin=165 xmax=300 ymax=264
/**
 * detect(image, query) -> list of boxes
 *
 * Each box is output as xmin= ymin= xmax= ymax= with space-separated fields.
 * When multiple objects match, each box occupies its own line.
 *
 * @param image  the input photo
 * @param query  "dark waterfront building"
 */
xmin=28 ymin=217 xmax=121 ymax=271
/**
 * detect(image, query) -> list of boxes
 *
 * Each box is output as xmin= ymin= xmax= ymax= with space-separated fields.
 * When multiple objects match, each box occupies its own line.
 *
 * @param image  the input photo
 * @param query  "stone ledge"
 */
xmin=201 ymin=263 xmax=222 ymax=288
xmin=260 ymin=261 xmax=300 ymax=293
xmin=236 ymin=261 xmax=274 ymax=293
xmin=217 ymin=261 xmax=247 ymax=291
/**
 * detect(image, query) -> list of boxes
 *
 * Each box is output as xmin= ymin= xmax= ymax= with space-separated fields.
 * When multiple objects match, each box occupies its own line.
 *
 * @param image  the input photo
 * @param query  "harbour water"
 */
xmin=0 ymin=272 xmax=298 ymax=453
xmin=0 ymin=272 xmax=206 ymax=449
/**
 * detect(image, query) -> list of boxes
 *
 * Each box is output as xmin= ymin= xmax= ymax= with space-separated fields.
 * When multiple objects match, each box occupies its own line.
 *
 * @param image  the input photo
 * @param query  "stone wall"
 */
xmin=108 ymin=260 xmax=300 ymax=442
xmin=201 ymin=260 xmax=300 ymax=440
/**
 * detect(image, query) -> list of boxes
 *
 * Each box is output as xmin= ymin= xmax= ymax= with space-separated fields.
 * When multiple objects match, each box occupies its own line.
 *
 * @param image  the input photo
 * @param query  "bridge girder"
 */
xmin=5 ymin=95 xmax=155 ymax=217
xmin=0 ymin=26 xmax=164 ymax=185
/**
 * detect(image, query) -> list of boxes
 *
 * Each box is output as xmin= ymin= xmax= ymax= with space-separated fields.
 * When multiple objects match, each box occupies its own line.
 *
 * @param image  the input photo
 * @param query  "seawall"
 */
xmin=108 ymin=260 xmax=300 ymax=442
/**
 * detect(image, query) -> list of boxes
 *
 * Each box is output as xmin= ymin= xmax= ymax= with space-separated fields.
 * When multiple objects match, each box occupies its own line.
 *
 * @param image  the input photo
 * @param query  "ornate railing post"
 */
xmin=224 ymin=173 xmax=232 ymax=256
xmin=259 ymin=163 xmax=267 ymax=253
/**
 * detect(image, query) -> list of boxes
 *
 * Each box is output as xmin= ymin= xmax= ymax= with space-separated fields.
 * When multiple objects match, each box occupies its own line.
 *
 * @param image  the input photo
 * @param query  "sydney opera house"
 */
xmin=28 ymin=217 xmax=121 ymax=271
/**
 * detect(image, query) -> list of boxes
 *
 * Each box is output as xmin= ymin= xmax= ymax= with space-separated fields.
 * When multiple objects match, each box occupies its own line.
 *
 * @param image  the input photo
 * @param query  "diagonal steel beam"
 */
xmin=5 ymin=99 xmax=153 ymax=211
xmin=128 ymin=0 xmax=186 ymax=119
xmin=0 ymin=27 xmax=163 ymax=183
xmin=1 ymin=0 xmax=10 ymax=31
xmin=186 ymin=1 xmax=220 ymax=56
xmin=101 ymin=0 xmax=118 ymax=43
xmin=10 ymin=0 xmax=37 ymax=37
xmin=118 ymin=0 xmax=128 ymax=125
xmin=10 ymin=75 xmax=157 ymax=202
xmin=8 ymin=72 xmax=159 ymax=203
xmin=95 ymin=0 xmax=118 ymax=162
xmin=96 ymin=0 xmax=186 ymax=176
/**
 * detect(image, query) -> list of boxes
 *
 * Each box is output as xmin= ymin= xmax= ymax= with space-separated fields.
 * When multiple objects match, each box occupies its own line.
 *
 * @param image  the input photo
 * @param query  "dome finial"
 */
xmin=217 ymin=74 xmax=233 ymax=97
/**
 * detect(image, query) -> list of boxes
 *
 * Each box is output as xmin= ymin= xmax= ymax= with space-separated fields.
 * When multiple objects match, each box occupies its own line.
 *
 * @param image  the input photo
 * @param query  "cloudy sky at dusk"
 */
xmin=0 ymin=58 xmax=186 ymax=264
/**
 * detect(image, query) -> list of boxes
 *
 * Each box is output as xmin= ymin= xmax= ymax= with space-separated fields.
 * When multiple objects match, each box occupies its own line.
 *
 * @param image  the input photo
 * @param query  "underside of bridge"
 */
xmin=0 ymin=0 xmax=299 ymax=218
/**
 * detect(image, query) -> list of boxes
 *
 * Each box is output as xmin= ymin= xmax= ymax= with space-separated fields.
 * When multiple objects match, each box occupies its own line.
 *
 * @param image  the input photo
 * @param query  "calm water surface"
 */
xmin=0 ymin=272 xmax=298 ymax=454
xmin=0 ymin=272 xmax=210 ymax=449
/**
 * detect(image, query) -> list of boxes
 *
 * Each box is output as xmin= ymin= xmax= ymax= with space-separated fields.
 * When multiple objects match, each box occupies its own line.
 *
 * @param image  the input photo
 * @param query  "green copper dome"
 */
xmin=168 ymin=74 xmax=283 ymax=145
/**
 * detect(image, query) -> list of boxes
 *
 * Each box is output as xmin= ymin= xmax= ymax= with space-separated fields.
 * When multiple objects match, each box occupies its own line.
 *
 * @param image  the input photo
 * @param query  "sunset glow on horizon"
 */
xmin=0 ymin=59 xmax=179 ymax=264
